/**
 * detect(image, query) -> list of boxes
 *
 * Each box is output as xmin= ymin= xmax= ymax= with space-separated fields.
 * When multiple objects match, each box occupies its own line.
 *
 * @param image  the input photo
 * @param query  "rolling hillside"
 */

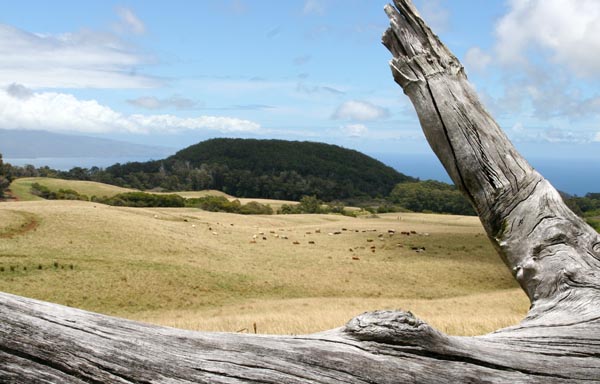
xmin=0 ymin=198 xmax=528 ymax=335
xmin=102 ymin=138 xmax=416 ymax=201
xmin=9 ymin=177 xmax=135 ymax=201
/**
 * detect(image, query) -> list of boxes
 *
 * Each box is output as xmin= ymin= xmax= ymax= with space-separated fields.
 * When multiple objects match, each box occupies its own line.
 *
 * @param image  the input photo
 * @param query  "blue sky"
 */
xmin=1 ymin=0 xmax=600 ymax=189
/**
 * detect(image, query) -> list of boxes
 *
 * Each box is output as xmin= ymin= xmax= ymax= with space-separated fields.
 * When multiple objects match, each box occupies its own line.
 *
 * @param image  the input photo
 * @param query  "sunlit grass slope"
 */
xmin=10 ymin=178 xmax=297 ymax=211
xmin=0 ymin=200 xmax=529 ymax=335
xmin=10 ymin=177 xmax=135 ymax=201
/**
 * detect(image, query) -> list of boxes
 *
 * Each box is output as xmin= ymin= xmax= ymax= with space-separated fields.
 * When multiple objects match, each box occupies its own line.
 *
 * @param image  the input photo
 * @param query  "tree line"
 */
xmin=3 ymin=144 xmax=598 ymax=221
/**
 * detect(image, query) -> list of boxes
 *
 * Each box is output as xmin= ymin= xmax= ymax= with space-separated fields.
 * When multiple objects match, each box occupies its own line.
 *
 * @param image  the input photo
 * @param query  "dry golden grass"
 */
xmin=133 ymin=289 xmax=528 ymax=336
xmin=10 ymin=178 xmax=298 ymax=210
xmin=0 ymin=200 xmax=528 ymax=336
xmin=162 ymin=190 xmax=234 ymax=199
xmin=10 ymin=177 xmax=134 ymax=200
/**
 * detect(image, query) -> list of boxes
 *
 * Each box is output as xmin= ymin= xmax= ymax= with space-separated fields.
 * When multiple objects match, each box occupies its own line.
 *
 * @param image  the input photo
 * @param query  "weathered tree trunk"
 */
xmin=2 ymin=1 xmax=599 ymax=382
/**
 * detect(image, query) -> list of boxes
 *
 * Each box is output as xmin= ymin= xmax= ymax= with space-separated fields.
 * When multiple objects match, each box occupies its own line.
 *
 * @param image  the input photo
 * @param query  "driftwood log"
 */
xmin=2 ymin=1 xmax=600 ymax=382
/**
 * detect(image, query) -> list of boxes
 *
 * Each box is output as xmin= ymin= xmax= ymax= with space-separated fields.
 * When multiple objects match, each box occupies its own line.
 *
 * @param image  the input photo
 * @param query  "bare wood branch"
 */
xmin=1 ymin=1 xmax=599 ymax=382
xmin=383 ymin=0 xmax=600 ymax=323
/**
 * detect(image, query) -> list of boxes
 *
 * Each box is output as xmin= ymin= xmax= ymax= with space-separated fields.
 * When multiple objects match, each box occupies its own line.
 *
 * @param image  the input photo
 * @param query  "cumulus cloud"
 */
xmin=0 ymin=87 xmax=260 ymax=134
xmin=332 ymin=100 xmax=389 ymax=121
xmin=496 ymin=0 xmax=600 ymax=77
xmin=464 ymin=47 xmax=492 ymax=72
xmin=116 ymin=7 xmax=145 ymax=35
xmin=127 ymin=96 xmax=200 ymax=110
xmin=340 ymin=123 xmax=368 ymax=138
xmin=0 ymin=23 xmax=157 ymax=88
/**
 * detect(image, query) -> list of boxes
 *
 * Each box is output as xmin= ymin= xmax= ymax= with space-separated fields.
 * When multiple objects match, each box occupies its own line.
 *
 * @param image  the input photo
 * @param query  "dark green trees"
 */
xmin=100 ymin=139 xmax=415 ymax=201
xmin=389 ymin=180 xmax=475 ymax=215
xmin=0 ymin=154 xmax=10 ymax=199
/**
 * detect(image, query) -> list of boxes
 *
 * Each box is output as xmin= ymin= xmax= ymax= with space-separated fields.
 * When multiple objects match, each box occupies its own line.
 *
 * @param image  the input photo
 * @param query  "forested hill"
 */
xmin=102 ymin=138 xmax=415 ymax=201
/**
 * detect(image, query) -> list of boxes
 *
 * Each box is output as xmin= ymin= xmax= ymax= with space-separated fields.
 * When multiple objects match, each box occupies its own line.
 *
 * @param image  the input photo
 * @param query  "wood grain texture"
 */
xmin=2 ymin=1 xmax=599 ymax=382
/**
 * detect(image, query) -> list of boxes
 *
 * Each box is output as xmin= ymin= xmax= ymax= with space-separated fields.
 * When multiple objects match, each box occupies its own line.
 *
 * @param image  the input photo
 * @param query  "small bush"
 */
xmin=186 ymin=196 xmax=273 ymax=215
xmin=239 ymin=201 xmax=273 ymax=215
xmin=93 ymin=192 xmax=185 ymax=207
xmin=30 ymin=183 xmax=89 ymax=201
xmin=586 ymin=218 xmax=600 ymax=233
xmin=278 ymin=195 xmax=326 ymax=214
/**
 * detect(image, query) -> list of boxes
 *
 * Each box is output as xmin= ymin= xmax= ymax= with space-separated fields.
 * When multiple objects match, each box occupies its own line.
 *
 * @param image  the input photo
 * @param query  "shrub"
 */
xmin=239 ymin=201 xmax=273 ymax=215
xmin=185 ymin=196 xmax=240 ymax=212
xmin=93 ymin=192 xmax=185 ymax=207
xmin=389 ymin=180 xmax=476 ymax=216
xmin=30 ymin=183 xmax=89 ymax=201
xmin=186 ymin=196 xmax=273 ymax=215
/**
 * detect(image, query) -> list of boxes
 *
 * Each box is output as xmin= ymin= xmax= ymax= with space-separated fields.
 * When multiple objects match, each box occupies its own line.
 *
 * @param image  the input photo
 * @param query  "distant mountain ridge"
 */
xmin=0 ymin=129 xmax=174 ymax=158
xmin=103 ymin=138 xmax=416 ymax=201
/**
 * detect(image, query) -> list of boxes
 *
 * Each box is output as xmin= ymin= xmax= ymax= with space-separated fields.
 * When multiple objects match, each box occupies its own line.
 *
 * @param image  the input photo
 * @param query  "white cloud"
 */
xmin=332 ymin=100 xmax=389 ymax=121
xmin=496 ymin=0 xmax=600 ymax=77
xmin=6 ymin=83 xmax=33 ymax=100
xmin=116 ymin=7 xmax=146 ymax=35
xmin=229 ymin=0 xmax=249 ymax=15
xmin=340 ymin=123 xmax=368 ymax=138
xmin=464 ymin=47 xmax=492 ymax=72
xmin=0 ymin=23 xmax=157 ymax=88
xmin=127 ymin=96 xmax=200 ymax=110
xmin=416 ymin=0 xmax=449 ymax=33
xmin=303 ymin=0 xmax=325 ymax=15
xmin=293 ymin=54 xmax=312 ymax=66
xmin=0 ymin=86 xmax=260 ymax=134
xmin=594 ymin=132 xmax=600 ymax=142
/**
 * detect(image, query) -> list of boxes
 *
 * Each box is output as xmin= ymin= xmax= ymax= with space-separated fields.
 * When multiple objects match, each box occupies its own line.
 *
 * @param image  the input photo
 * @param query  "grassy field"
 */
xmin=0 ymin=197 xmax=529 ymax=336
xmin=10 ymin=177 xmax=135 ymax=201
xmin=10 ymin=178 xmax=298 ymax=211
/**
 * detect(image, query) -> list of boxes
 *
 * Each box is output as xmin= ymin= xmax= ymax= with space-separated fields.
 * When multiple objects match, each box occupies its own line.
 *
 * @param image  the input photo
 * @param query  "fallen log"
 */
xmin=2 ymin=1 xmax=599 ymax=382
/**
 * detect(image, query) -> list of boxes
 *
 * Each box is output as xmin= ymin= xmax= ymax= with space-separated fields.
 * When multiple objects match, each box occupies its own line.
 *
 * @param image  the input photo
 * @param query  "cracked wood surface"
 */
xmin=2 ymin=0 xmax=600 ymax=382
xmin=382 ymin=0 xmax=600 ymax=325
xmin=1 ymin=293 xmax=595 ymax=383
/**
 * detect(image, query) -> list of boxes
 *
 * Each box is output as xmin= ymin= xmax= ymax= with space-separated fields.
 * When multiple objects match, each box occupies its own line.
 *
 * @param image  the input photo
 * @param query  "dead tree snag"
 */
xmin=1 ymin=1 xmax=599 ymax=382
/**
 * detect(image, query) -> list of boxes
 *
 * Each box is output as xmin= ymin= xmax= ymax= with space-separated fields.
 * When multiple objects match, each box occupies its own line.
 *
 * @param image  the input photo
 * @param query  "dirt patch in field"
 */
xmin=0 ymin=210 xmax=39 ymax=238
